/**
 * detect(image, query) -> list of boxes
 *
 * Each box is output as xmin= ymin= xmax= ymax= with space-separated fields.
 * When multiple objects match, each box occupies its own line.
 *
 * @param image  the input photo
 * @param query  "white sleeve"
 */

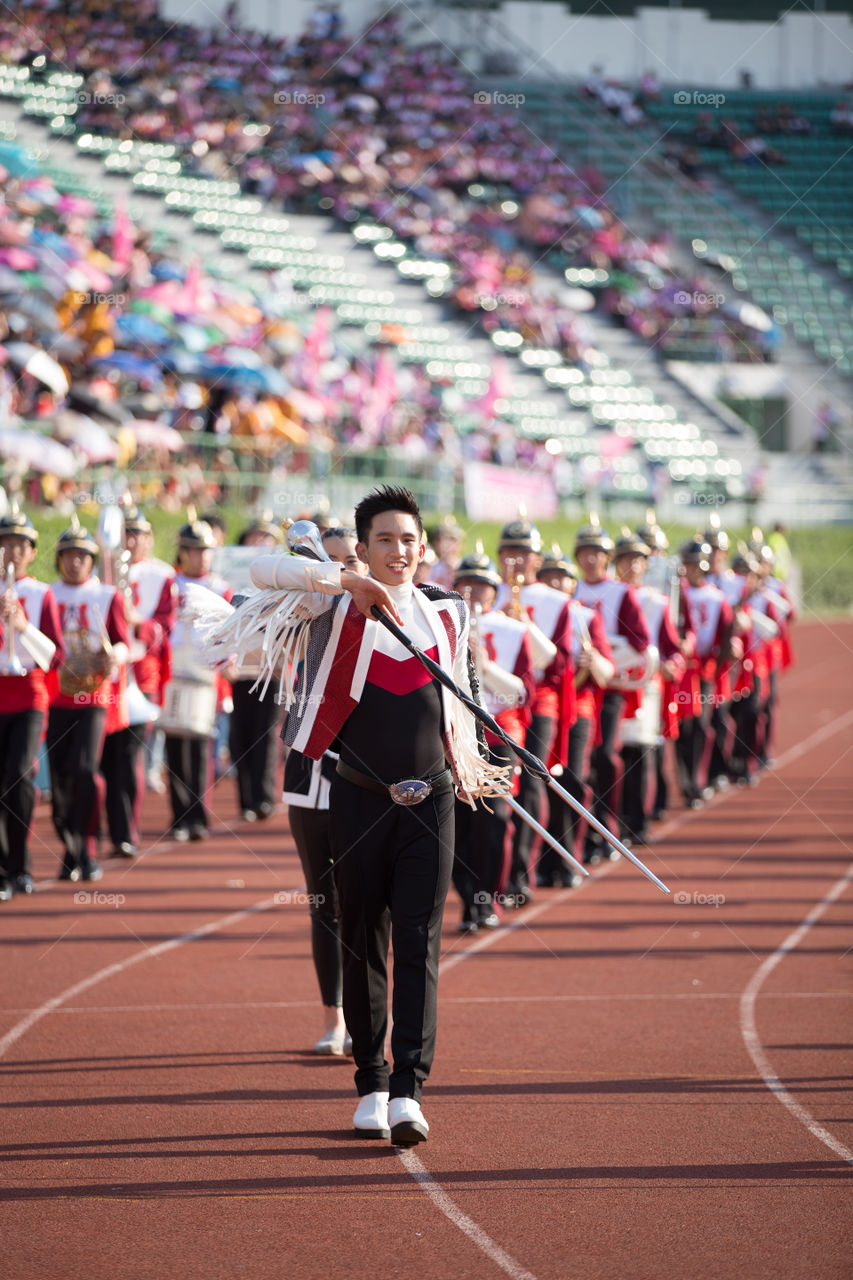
xmin=482 ymin=662 xmax=526 ymax=707
xmin=250 ymin=555 xmax=344 ymax=595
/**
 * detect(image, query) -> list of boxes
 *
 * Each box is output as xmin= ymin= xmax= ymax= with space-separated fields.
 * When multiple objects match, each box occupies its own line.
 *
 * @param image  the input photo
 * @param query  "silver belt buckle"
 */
xmin=389 ymin=779 xmax=433 ymax=806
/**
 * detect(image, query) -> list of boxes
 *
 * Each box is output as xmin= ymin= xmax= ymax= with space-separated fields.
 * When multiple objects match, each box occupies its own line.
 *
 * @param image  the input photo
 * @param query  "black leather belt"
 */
xmin=336 ymin=759 xmax=453 ymax=806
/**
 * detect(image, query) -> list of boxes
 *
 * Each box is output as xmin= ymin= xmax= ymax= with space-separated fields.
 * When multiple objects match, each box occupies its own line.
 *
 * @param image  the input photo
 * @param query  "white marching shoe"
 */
xmin=388 ymin=1096 xmax=429 ymax=1146
xmin=313 ymin=1027 xmax=346 ymax=1056
xmin=353 ymin=1091 xmax=390 ymax=1139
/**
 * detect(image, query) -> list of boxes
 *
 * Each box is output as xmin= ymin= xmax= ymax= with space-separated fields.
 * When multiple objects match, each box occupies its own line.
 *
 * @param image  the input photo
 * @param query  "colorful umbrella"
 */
xmin=0 ymin=428 xmax=76 ymax=476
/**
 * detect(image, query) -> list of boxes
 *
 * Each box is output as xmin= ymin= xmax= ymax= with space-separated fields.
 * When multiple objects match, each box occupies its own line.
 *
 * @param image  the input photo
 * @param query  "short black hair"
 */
xmin=354 ymin=486 xmax=423 ymax=545
xmin=322 ymin=526 xmax=357 ymax=542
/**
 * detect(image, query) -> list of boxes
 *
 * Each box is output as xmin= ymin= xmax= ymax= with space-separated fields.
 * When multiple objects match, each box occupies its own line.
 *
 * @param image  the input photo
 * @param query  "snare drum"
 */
xmin=160 ymin=678 xmax=218 ymax=738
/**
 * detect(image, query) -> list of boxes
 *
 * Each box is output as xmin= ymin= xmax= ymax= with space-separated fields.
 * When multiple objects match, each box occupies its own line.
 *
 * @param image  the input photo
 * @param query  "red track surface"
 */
xmin=2 ymin=619 xmax=852 ymax=1280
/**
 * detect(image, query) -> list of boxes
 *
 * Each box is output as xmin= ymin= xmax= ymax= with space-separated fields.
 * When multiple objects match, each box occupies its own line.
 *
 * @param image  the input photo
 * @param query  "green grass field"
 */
xmin=23 ymin=503 xmax=853 ymax=616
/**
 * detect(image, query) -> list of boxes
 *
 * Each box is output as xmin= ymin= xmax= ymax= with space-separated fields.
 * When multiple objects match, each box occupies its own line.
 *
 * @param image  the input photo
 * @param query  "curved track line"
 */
xmin=397 ymin=703 xmax=853 ymax=1269
xmin=0 ymin=899 xmax=276 ymax=1060
xmin=739 ymin=861 xmax=853 ymax=1166
xmin=396 ymin=1147 xmax=539 ymax=1280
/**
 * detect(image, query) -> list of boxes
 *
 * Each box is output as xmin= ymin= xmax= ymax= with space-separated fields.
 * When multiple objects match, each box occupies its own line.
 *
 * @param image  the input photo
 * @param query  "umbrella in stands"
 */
xmin=92 ymin=352 xmax=164 ymax=383
xmin=128 ymin=420 xmax=184 ymax=451
xmin=53 ymin=410 xmax=120 ymax=462
xmin=4 ymin=342 xmax=69 ymax=395
xmin=68 ymin=384 xmax=130 ymax=424
xmin=0 ymin=428 xmax=76 ymax=476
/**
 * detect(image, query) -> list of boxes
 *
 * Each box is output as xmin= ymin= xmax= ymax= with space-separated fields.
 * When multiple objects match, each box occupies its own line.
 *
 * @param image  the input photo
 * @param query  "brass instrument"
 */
xmin=58 ymin=616 xmax=113 ymax=696
xmin=503 ymin=555 xmax=526 ymax=621
xmin=95 ymin=503 xmax=159 ymax=723
xmin=0 ymin=554 xmax=25 ymax=676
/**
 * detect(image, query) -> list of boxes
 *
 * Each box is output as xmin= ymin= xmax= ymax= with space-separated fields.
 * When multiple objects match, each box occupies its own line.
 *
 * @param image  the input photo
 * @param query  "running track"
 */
xmin=2 ymin=619 xmax=851 ymax=1280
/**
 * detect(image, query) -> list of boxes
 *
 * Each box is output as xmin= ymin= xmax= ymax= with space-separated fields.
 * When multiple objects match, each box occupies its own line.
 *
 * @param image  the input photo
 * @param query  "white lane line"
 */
xmin=739 ymin=861 xmax=853 ymax=1166
xmin=0 ymin=899 xmax=276 ymax=1060
xmin=396 ymin=701 xmax=853 ymax=1269
xmin=396 ymin=1147 xmax=539 ymax=1280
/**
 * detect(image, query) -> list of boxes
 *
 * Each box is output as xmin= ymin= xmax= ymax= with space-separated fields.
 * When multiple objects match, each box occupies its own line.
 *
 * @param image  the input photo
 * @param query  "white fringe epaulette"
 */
xmin=196 ymin=586 xmax=315 ymax=706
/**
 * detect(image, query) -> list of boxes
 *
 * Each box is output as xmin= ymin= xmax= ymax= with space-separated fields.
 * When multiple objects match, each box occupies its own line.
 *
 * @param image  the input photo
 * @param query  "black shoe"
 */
xmin=479 ymin=911 xmax=501 ymax=929
xmin=80 ymin=862 xmax=103 ymax=882
xmin=0 ymin=876 xmax=13 ymax=902
xmin=256 ymin=801 xmax=275 ymax=820
xmin=58 ymin=853 xmax=80 ymax=882
xmin=113 ymin=843 xmax=138 ymax=859
xmin=558 ymin=871 xmax=582 ymax=889
xmin=189 ymin=825 xmax=209 ymax=842
xmin=13 ymin=873 xmax=34 ymax=895
xmin=457 ymin=919 xmax=478 ymax=934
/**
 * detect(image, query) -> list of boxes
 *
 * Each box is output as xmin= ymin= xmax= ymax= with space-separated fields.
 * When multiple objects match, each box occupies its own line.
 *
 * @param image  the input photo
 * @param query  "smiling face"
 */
xmin=358 ymin=511 xmax=425 ymax=586
xmin=323 ymin=533 xmax=365 ymax=575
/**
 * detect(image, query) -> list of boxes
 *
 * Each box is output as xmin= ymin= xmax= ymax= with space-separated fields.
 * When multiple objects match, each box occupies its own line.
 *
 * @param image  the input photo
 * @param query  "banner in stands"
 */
xmin=463 ymin=460 xmax=558 ymax=521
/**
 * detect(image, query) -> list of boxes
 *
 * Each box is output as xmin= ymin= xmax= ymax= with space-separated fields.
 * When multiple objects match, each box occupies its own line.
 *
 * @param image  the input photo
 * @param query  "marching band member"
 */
xmin=99 ymin=506 xmax=169 ymax=859
xmin=229 ymin=516 xmax=285 ymax=823
xmin=675 ymin=538 xmax=737 ymax=808
xmin=727 ymin=548 xmax=776 ymax=786
xmin=284 ymin=526 xmax=367 ymax=1056
xmin=125 ymin=504 xmax=175 ymax=803
xmin=703 ymin=516 xmax=741 ymax=790
xmin=536 ymin=549 xmax=614 ymax=884
xmin=635 ymin=513 xmax=696 ymax=821
xmin=494 ymin=519 xmax=573 ymax=905
xmin=426 ymin=516 xmax=465 ymax=591
xmin=0 ymin=509 xmax=64 ymax=899
xmin=613 ymin=531 xmax=684 ymax=846
xmin=750 ymin=529 xmax=796 ymax=769
xmin=573 ymin=518 xmax=651 ymax=863
xmin=48 ymin=520 xmax=129 ymax=882
xmin=235 ymin=486 xmax=511 ymax=1146
xmin=452 ymin=551 xmax=535 ymax=929
xmin=163 ymin=519 xmax=233 ymax=842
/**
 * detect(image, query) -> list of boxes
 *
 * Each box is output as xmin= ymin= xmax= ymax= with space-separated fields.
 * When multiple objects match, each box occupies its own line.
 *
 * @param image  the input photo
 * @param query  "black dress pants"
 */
xmin=165 ymin=734 xmax=210 ymax=831
xmin=289 ymin=805 xmax=342 ymax=1008
xmin=453 ymin=741 xmax=513 ymax=915
xmin=585 ymin=691 xmax=623 ymax=854
xmin=101 ymin=722 xmax=145 ymax=848
xmin=541 ymin=715 xmax=591 ymax=882
xmin=46 ymin=705 xmax=105 ymax=872
xmin=329 ymin=773 xmax=454 ymax=1102
xmin=508 ymin=713 xmax=554 ymax=890
xmin=229 ymin=679 xmax=281 ymax=813
xmin=0 ymin=709 xmax=44 ymax=879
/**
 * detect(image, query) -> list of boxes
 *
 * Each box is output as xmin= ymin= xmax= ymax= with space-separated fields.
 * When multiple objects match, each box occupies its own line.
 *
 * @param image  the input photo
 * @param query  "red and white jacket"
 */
xmin=128 ymin=555 xmax=175 ymax=700
xmin=236 ymin=555 xmax=510 ymax=804
xmin=0 ymin=576 xmax=64 ymax=715
xmin=49 ymin=577 xmax=129 ymax=714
